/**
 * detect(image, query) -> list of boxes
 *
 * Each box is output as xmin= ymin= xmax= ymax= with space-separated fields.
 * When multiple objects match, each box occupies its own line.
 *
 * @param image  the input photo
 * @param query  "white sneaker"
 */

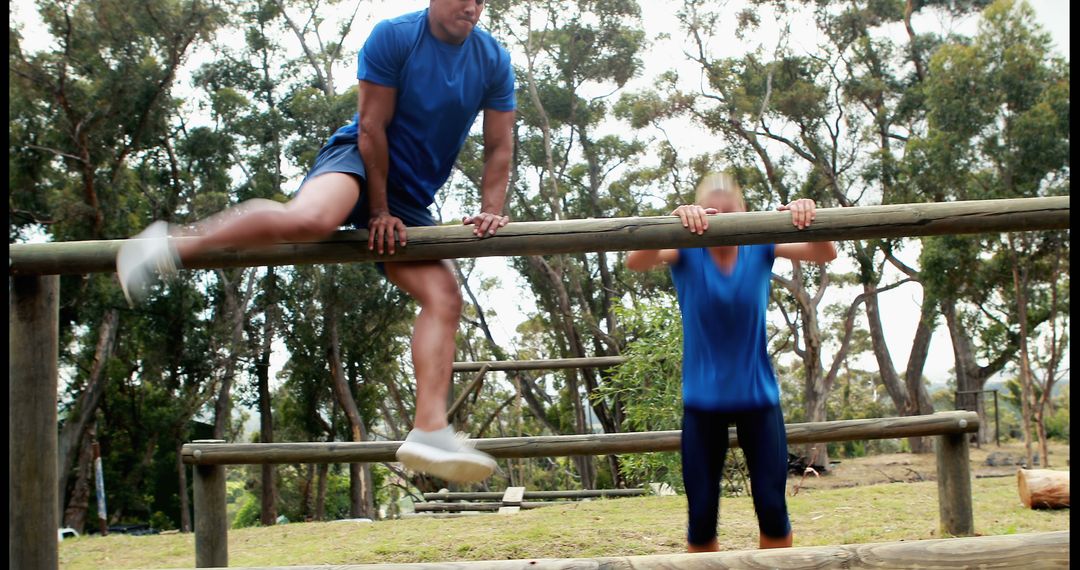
xmin=396 ymin=427 xmax=497 ymax=483
xmin=116 ymin=221 xmax=180 ymax=306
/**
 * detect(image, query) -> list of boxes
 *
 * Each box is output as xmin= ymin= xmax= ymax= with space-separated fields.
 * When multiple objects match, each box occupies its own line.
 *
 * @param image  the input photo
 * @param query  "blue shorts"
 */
xmin=298 ymin=141 xmax=436 ymax=229
xmin=681 ymin=404 xmax=791 ymax=545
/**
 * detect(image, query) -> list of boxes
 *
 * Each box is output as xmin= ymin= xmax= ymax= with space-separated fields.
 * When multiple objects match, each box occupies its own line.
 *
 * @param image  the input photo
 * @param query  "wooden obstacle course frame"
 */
xmin=9 ymin=196 xmax=1070 ymax=569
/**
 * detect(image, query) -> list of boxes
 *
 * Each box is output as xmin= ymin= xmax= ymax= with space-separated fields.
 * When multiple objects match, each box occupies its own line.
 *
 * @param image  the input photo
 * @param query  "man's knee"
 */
xmin=280 ymin=211 xmax=343 ymax=241
xmin=427 ymin=278 xmax=463 ymax=320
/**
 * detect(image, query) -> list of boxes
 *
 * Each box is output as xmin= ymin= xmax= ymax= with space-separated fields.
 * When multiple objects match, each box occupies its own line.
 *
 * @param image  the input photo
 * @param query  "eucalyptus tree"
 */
xmin=10 ymin=0 xmax=226 ymax=526
xmin=906 ymin=0 xmax=1069 ymax=459
xmin=480 ymin=0 xmax=653 ymax=488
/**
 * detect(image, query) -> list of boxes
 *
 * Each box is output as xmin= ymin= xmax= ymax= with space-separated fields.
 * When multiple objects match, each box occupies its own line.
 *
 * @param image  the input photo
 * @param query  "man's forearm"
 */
xmin=479 ymin=142 xmax=512 ymax=214
xmin=359 ymin=129 xmax=390 ymax=214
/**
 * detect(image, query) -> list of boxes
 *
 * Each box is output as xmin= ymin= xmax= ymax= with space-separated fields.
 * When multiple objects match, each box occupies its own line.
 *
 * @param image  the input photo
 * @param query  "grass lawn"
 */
xmin=59 ymin=450 xmax=1070 ymax=569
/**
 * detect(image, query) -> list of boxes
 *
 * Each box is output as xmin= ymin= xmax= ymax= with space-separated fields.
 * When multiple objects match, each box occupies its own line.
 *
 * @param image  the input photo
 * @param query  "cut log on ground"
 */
xmin=1018 ymin=468 xmax=1070 ymax=509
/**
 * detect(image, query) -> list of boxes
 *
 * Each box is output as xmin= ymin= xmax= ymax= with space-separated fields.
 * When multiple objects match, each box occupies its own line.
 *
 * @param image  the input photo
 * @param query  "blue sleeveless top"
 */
xmin=669 ymin=245 xmax=779 ymax=411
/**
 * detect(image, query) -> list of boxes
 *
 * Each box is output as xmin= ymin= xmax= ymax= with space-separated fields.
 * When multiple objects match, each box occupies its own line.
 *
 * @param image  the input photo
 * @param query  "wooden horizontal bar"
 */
xmin=9 ymin=197 xmax=1069 ymax=276
xmin=452 ymin=357 xmax=627 ymax=372
xmin=423 ymin=489 xmax=646 ymax=501
xmin=179 ymin=530 xmax=1068 ymax=569
xmin=181 ymin=411 xmax=977 ymax=465
xmin=413 ymin=501 xmax=568 ymax=512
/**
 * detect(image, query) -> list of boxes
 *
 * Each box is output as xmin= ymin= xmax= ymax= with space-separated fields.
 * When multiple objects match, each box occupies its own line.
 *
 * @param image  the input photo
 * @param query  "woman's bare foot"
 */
xmin=687 ymin=538 xmax=719 ymax=553
xmin=759 ymin=532 xmax=793 ymax=549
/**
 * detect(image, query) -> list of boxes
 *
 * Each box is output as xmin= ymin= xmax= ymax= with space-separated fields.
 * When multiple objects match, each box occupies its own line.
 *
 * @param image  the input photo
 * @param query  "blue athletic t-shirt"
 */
xmin=670 ymin=245 xmax=779 ymax=412
xmin=324 ymin=9 xmax=516 ymax=209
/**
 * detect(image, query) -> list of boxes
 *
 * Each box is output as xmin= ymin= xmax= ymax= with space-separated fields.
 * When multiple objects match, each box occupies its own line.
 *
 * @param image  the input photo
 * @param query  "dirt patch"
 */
xmin=787 ymin=441 xmax=1069 ymax=492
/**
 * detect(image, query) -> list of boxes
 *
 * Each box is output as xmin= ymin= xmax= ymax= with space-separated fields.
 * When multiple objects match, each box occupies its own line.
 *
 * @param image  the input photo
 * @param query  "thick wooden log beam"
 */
xmin=175 ymin=531 xmax=1070 ymax=569
xmin=423 ymin=489 xmax=647 ymax=501
xmin=453 ymin=356 xmax=626 ymax=372
xmin=181 ymin=411 xmax=977 ymax=465
xmin=1018 ymin=468 xmax=1070 ymax=509
xmin=9 ymin=197 xmax=1069 ymax=276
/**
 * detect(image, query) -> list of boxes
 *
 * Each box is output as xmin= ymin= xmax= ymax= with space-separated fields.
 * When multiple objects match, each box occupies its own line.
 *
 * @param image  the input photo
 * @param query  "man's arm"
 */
xmin=463 ymin=108 xmax=515 ymax=237
xmin=357 ymin=79 xmax=403 ymax=254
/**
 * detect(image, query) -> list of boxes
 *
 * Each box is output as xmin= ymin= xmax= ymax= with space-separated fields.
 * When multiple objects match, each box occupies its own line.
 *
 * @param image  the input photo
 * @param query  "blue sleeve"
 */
xmin=762 ymin=244 xmax=776 ymax=271
xmin=482 ymin=46 xmax=516 ymax=111
xmin=357 ymin=20 xmax=407 ymax=88
xmin=671 ymin=248 xmax=689 ymax=271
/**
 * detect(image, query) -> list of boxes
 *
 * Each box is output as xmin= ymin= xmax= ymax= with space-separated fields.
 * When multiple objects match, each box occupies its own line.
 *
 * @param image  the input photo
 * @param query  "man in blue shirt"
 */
xmin=627 ymin=172 xmax=837 ymax=552
xmin=117 ymin=0 xmax=515 ymax=483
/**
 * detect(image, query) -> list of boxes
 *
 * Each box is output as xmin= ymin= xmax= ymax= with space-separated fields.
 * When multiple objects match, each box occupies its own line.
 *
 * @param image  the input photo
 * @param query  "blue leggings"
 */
xmin=681 ymin=404 xmax=791 ymax=545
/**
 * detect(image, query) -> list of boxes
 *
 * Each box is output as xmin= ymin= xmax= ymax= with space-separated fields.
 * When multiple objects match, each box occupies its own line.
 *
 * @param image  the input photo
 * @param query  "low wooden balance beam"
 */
xmin=178 ymin=531 xmax=1069 ymax=569
xmin=181 ymin=412 xmax=981 ymax=567
xmin=9 ymin=196 xmax=1069 ymax=276
xmin=181 ymin=411 xmax=978 ymax=465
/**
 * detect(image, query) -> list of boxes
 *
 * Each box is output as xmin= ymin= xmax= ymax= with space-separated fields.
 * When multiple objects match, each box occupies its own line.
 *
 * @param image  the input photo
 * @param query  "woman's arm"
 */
xmin=626 ymin=248 xmax=680 ymax=272
xmin=773 ymin=198 xmax=838 ymax=263
xmin=627 ymin=204 xmax=720 ymax=271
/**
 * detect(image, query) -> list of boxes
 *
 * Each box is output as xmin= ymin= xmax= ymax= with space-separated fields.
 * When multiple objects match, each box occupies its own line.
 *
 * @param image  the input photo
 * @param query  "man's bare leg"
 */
xmin=387 ymin=260 xmax=496 ymax=482
xmin=117 ymin=173 xmax=359 ymax=304
xmin=173 ymin=173 xmax=360 ymax=261
xmin=384 ymin=260 xmax=462 ymax=431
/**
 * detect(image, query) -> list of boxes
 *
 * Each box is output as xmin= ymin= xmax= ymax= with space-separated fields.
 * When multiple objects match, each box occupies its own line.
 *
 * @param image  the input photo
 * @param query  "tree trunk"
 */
xmin=301 ymin=464 xmax=315 ymax=521
xmin=803 ymin=365 xmax=830 ymax=470
xmin=177 ymin=441 xmax=191 ymax=532
xmin=213 ymin=269 xmax=255 ymax=441
xmin=941 ymin=300 xmax=1014 ymax=445
xmin=315 ymin=463 xmax=329 ymax=521
xmin=903 ymin=302 xmax=937 ymax=452
xmin=324 ymin=267 xmax=373 ymax=519
xmin=863 ymin=285 xmax=911 ymax=413
xmin=58 ymin=309 xmax=118 ymax=515
xmin=258 ymin=268 xmax=278 ymax=525
xmin=1008 ymin=237 xmax=1036 ymax=468
xmin=62 ymin=430 xmax=95 ymax=533
xmin=862 ymin=280 xmax=936 ymax=452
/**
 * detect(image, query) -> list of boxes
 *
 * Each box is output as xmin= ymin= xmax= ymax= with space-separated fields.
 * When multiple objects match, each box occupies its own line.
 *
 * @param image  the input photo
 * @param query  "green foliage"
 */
xmin=232 ymin=491 xmax=261 ymax=529
xmin=594 ymin=297 xmax=682 ymax=489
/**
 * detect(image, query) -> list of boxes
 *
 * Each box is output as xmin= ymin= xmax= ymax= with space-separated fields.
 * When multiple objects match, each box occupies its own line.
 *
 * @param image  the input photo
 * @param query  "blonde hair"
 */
xmin=695 ymin=172 xmax=746 ymax=209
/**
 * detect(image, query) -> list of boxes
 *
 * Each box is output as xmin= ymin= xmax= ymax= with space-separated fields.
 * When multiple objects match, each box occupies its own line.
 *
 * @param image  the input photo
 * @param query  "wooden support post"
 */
xmin=10 ymin=275 xmax=60 ymax=570
xmin=936 ymin=431 xmax=974 ymax=536
xmin=193 ymin=440 xmax=228 ymax=568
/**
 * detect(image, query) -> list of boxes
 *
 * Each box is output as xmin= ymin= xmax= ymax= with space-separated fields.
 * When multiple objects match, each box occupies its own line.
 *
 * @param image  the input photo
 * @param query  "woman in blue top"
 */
xmin=627 ymin=172 xmax=836 ymax=552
